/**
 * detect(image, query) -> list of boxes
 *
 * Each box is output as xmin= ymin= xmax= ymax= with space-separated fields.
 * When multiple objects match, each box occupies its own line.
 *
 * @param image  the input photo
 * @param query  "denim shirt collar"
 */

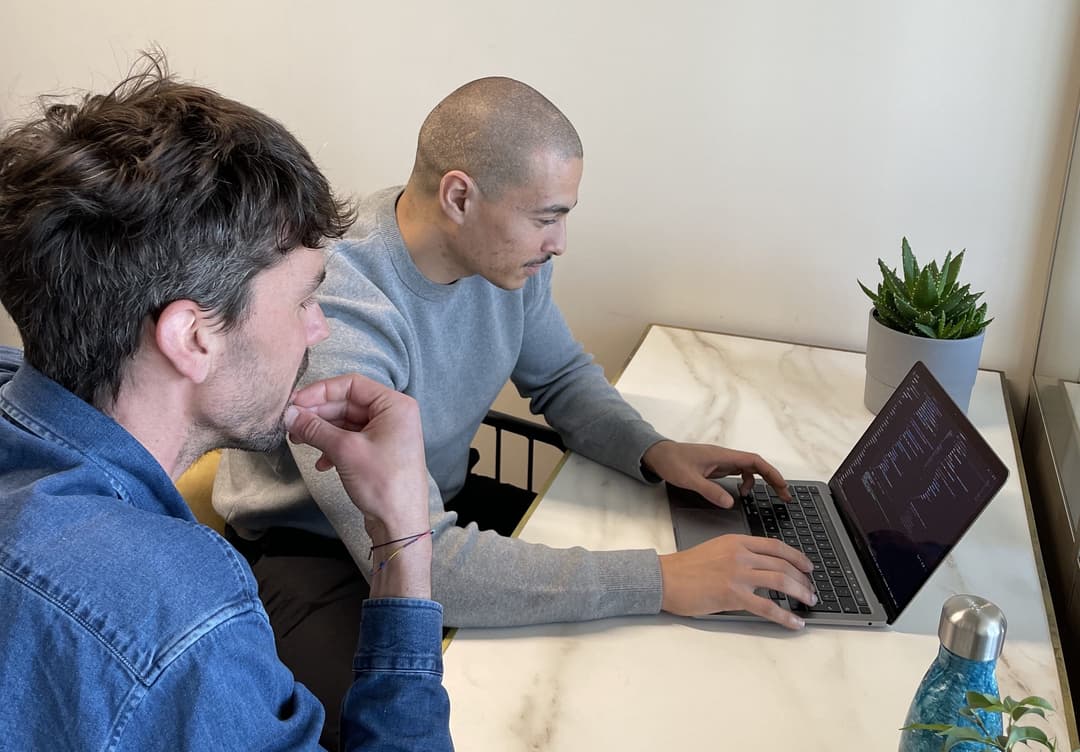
xmin=0 ymin=353 xmax=194 ymax=522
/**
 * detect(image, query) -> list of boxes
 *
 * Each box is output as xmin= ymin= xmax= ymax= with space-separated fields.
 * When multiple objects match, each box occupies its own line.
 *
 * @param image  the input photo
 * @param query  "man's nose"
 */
xmin=543 ymin=222 xmax=567 ymax=256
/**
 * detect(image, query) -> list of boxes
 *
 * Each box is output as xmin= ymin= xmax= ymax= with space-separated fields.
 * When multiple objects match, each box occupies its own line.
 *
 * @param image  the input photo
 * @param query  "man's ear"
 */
xmin=437 ymin=170 xmax=478 ymax=226
xmin=154 ymin=300 xmax=217 ymax=384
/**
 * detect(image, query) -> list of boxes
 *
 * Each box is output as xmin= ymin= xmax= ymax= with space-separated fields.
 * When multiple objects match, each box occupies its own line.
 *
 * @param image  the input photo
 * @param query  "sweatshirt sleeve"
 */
xmin=512 ymin=263 xmax=667 ymax=481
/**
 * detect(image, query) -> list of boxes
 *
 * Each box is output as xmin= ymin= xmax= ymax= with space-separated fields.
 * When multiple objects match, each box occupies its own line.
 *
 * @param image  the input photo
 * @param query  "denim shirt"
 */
xmin=0 ymin=348 xmax=452 ymax=751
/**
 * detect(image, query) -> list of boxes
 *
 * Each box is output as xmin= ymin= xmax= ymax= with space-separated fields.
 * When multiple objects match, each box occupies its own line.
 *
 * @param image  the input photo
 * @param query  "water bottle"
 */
xmin=899 ymin=594 xmax=1007 ymax=752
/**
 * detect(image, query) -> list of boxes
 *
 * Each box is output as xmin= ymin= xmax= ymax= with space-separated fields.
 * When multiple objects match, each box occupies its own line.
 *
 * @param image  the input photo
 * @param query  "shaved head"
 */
xmin=409 ymin=77 xmax=582 ymax=198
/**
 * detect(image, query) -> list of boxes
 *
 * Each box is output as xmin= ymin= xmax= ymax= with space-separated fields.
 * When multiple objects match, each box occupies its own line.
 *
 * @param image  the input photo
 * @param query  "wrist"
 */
xmin=369 ymin=536 xmax=433 ymax=600
xmin=641 ymin=440 xmax=674 ymax=478
xmin=365 ymin=516 xmax=431 ymax=546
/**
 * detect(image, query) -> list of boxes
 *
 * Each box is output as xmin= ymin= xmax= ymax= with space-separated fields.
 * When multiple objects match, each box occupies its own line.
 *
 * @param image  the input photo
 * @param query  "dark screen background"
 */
xmin=832 ymin=364 xmax=1008 ymax=615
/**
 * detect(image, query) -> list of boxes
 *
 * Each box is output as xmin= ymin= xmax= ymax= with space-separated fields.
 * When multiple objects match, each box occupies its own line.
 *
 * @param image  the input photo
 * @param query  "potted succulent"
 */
xmin=859 ymin=238 xmax=992 ymax=414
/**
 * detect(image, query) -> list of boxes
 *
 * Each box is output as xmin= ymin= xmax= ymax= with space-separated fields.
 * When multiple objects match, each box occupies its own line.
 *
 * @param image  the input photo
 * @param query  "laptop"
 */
xmin=667 ymin=360 xmax=1008 ymax=627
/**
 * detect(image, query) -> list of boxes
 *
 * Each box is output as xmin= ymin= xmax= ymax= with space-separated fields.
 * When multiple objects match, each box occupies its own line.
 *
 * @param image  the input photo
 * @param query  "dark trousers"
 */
xmin=233 ymin=472 xmax=535 ymax=752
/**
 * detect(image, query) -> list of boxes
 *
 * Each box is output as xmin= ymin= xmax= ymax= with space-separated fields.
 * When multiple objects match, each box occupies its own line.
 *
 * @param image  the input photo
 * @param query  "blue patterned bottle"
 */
xmin=899 ymin=595 xmax=1007 ymax=752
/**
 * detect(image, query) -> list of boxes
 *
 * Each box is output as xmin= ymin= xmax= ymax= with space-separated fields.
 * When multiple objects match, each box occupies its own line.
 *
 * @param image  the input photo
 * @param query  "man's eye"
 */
xmin=300 ymin=297 xmax=316 ymax=310
xmin=538 ymin=218 xmax=558 ymax=226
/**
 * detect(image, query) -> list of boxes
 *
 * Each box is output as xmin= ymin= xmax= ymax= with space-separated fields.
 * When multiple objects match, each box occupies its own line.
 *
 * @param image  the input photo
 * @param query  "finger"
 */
xmin=755 ymin=569 xmax=817 ymax=607
xmin=292 ymin=373 xmax=393 ymax=409
xmin=741 ymin=535 xmax=814 ymax=573
xmin=750 ymin=456 xmax=791 ymax=501
xmin=684 ymin=476 xmax=735 ymax=509
xmin=737 ymin=591 xmax=806 ymax=630
xmin=285 ymin=404 xmax=349 ymax=457
xmin=746 ymin=552 xmax=814 ymax=590
xmin=291 ymin=391 xmax=374 ymax=428
xmin=739 ymin=469 xmax=755 ymax=497
xmin=291 ymin=401 xmax=371 ymax=431
xmin=725 ymin=451 xmax=794 ymax=499
xmin=719 ymin=450 xmax=791 ymax=502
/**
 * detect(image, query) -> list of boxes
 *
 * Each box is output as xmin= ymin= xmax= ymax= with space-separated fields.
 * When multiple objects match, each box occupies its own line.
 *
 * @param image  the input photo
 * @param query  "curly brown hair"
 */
xmin=0 ymin=54 xmax=354 ymax=406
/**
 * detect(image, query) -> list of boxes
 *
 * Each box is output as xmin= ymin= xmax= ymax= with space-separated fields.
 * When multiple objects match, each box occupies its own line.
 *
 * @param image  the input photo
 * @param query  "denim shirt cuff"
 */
xmin=354 ymin=598 xmax=444 ymax=675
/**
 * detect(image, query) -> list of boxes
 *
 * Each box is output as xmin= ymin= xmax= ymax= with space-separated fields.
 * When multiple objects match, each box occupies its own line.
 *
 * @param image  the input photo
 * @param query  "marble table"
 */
xmin=442 ymin=326 xmax=1076 ymax=750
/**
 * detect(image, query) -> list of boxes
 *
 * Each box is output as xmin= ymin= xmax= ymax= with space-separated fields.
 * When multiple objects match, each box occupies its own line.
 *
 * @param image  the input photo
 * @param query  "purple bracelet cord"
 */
xmin=371 ymin=529 xmax=434 ymax=576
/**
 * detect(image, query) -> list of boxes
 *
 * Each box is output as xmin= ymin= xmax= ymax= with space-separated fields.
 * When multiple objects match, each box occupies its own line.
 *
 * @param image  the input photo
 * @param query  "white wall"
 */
xmin=1036 ymin=102 xmax=1080 ymax=383
xmin=2 ymin=1 xmax=1079 ymax=419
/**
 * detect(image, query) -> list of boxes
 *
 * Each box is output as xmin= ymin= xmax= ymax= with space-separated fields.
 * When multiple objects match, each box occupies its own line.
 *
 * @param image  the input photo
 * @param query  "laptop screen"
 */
xmin=829 ymin=361 xmax=1008 ymax=620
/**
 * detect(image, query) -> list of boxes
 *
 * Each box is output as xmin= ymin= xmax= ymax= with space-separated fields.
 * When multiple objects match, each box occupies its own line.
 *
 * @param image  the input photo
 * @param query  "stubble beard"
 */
xmin=213 ymin=349 xmax=311 ymax=454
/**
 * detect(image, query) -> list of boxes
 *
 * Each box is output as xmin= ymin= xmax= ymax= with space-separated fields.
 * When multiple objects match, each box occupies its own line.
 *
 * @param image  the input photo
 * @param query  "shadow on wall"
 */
xmin=0 ymin=312 xmax=20 ymax=348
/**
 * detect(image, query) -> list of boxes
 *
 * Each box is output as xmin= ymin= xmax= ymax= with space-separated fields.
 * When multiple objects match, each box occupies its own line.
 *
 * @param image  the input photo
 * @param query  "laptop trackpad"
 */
xmin=671 ymin=507 xmax=750 ymax=549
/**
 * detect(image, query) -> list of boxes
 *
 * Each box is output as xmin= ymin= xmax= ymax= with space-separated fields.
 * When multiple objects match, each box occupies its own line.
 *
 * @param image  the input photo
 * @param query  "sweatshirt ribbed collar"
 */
xmin=377 ymin=187 xmax=458 ymax=303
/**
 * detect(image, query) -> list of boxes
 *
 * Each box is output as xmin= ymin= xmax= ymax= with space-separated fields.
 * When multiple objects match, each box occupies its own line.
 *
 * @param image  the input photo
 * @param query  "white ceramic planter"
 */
xmin=864 ymin=310 xmax=985 ymax=414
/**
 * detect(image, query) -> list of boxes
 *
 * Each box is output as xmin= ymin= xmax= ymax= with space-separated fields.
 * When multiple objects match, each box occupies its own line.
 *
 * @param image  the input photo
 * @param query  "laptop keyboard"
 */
xmin=742 ymin=482 xmax=873 ymax=616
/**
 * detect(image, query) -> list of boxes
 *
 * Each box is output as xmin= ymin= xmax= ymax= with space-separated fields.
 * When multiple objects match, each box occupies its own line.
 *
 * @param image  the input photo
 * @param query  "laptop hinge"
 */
xmin=827 ymin=478 xmax=901 ymax=623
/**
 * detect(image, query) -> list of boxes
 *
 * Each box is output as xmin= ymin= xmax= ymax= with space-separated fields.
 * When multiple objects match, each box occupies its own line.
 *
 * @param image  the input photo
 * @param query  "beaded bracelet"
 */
xmin=371 ymin=529 xmax=434 ymax=577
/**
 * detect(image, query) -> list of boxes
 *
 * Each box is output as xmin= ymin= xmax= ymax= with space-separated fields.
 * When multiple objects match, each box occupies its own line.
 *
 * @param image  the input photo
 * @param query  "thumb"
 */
xmin=685 ymin=475 xmax=735 ymax=509
xmin=285 ymin=405 xmax=342 ymax=456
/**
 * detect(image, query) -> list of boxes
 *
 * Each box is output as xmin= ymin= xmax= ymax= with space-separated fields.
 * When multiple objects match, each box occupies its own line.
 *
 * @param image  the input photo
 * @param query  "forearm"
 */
xmin=299 ymin=441 xmax=663 ymax=626
xmin=341 ymin=599 xmax=452 ymax=752
xmin=431 ymin=525 xmax=662 ymax=627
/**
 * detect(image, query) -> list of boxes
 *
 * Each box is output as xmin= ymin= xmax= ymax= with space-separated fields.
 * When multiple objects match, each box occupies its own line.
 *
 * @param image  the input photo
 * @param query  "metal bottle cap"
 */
xmin=938 ymin=594 xmax=1007 ymax=662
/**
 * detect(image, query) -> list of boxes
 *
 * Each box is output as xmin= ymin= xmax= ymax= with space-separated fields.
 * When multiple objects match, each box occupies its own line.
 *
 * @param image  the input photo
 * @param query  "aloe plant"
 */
xmin=859 ymin=238 xmax=992 ymax=339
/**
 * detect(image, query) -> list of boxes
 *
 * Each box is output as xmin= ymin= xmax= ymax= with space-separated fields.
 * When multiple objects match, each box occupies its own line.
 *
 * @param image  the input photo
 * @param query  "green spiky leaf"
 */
xmin=859 ymin=280 xmax=880 ymax=306
xmin=878 ymin=259 xmax=906 ymax=299
xmin=902 ymin=237 xmax=918 ymax=289
xmin=942 ymin=249 xmax=962 ymax=293
xmin=913 ymin=267 xmax=937 ymax=309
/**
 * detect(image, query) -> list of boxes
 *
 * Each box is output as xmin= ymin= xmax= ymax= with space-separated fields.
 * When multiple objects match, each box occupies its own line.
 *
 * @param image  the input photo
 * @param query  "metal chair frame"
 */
xmin=480 ymin=410 xmax=565 ymax=492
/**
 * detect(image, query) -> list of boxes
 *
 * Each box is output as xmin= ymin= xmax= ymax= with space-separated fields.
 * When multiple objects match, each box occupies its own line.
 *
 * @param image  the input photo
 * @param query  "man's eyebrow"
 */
xmin=533 ymin=202 xmax=576 ymax=215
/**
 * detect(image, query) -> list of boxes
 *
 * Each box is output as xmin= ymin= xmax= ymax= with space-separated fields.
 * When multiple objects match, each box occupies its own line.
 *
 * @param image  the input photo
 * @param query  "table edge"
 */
xmin=1001 ymin=372 xmax=1079 ymax=746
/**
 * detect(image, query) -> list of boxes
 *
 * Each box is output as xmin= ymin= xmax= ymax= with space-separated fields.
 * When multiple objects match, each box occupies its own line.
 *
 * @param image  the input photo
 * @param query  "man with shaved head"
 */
xmin=217 ymin=77 xmax=815 ymax=743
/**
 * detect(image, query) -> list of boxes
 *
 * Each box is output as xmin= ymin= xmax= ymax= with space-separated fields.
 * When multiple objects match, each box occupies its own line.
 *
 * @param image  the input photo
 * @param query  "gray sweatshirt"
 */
xmin=214 ymin=187 xmax=666 ymax=626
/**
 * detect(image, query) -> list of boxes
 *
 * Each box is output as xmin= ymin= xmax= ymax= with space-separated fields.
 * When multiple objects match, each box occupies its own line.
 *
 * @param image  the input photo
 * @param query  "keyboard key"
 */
xmin=839 ymin=597 xmax=858 ymax=614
